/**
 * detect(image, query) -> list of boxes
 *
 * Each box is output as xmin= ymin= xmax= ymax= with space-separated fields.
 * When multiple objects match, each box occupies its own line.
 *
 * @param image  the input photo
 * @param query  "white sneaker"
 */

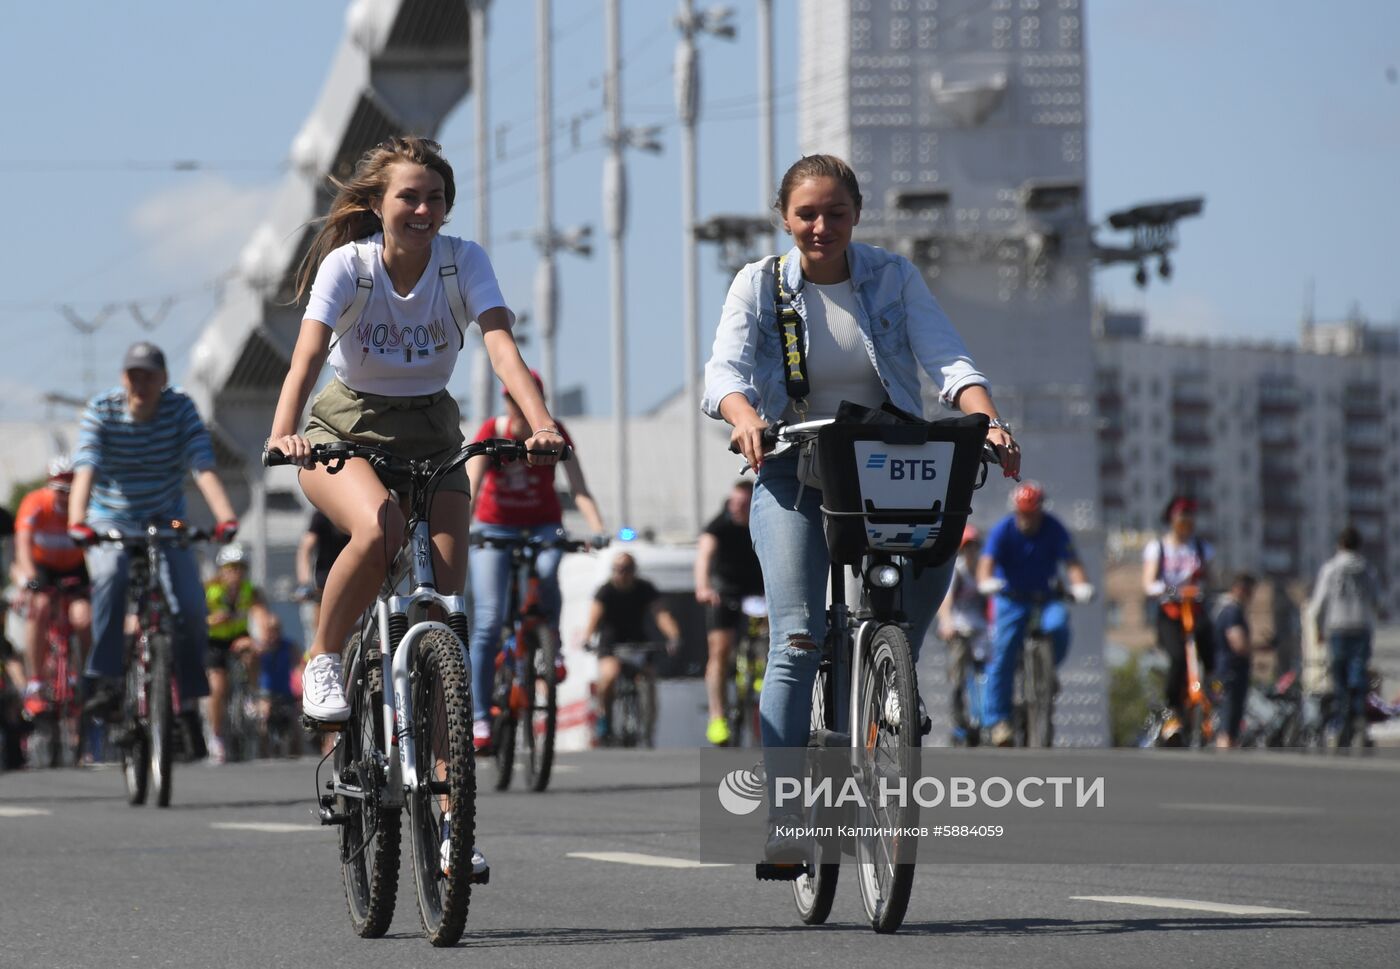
xmin=439 ymin=812 xmax=490 ymax=883
xmin=208 ymin=735 xmax=227 ymax=766
xmin=301 ymin=654 xmax=350 ymax=722
xmin=472 ymin=718 xmax=492 ymax=752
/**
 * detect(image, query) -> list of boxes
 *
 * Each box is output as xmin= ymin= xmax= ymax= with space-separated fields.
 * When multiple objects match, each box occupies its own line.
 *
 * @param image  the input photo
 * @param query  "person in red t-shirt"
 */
xmin=10 ymin=458 xmax=92 ymax=712
xmin=465 ymin=370 xmax=606 ymax=749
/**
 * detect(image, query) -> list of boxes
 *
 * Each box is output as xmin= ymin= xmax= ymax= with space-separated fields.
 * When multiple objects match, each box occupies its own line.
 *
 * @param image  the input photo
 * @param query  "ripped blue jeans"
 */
xmin=750 ymin=453 xmax=953 ymax=812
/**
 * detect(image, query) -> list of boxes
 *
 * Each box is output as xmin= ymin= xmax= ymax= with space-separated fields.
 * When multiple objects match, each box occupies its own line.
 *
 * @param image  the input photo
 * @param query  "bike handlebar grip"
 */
xmin=262 ymin=447 xmax=291 ymax=468
xmin=728 ymin=423 xmax=784 ymax=454
xmin=525 ymin=444 xmax=573 ymax=462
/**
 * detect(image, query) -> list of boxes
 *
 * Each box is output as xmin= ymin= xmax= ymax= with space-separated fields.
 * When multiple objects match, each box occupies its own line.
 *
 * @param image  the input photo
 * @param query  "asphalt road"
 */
xmin=2 ymin=748 xmax=1397 ymax=969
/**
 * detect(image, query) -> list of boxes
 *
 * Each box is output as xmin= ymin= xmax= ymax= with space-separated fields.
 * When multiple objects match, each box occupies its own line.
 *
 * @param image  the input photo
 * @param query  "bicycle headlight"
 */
xmin=867 ymin=564 xmax=901 ymax=589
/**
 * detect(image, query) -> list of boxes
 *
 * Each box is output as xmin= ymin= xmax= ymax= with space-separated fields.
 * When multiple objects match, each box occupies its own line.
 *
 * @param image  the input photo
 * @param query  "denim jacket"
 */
xmin=701 ymin=242 xmax=987 ymax=422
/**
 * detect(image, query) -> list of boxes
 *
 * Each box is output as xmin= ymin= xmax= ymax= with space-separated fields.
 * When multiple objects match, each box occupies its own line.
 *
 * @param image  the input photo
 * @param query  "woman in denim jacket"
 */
xmin=702 ymin=155 xmax=1020 ymax=857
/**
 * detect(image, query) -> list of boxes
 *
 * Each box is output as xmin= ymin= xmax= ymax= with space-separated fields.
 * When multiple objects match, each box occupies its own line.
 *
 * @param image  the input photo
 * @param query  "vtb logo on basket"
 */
xmin=865 ymin=452 xmax=938 ymax=481
xmin=716 ymin=767 xmax=765 ymax=816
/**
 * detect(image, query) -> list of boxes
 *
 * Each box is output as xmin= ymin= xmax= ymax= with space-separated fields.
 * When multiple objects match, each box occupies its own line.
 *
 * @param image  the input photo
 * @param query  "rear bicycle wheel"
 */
xmin=853 ymin=623 xmax=919 ymax=934
xmin=523 ymin=626 xmax=559 ymax=792
xmin=793 ymin=656 xmax=840 ymax=925
xmin=148 ymin=636 xmax=175 ymax=807
xmin=338 ymin=632 xmax=401 ymax=938
xmin=614 ymin=679 xmax=641 ymax=748
xmin=408 ymin=628 xmax=477 ymax=947
xmin=121 ymin=641 xmax=149 ymax=806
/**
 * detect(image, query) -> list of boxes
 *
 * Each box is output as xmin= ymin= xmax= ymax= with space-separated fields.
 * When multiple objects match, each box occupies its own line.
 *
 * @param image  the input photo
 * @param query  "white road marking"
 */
xmin=1162 ymin=802 xmax=1324 ymax=816
xmin=210 ymin=822 xmax=322 ymax=834
xmin=567 ymin=851 xmax=731 ymax=869
xmin=0 ymin=806 xmax=51 ymax=818
xmin=1072 ymin=895 xmax=1308 ymax=916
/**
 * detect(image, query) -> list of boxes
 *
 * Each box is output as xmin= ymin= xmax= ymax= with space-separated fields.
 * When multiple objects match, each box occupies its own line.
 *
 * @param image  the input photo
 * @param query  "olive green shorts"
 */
xmin=304 ymin=378 xmax=469 ymax=494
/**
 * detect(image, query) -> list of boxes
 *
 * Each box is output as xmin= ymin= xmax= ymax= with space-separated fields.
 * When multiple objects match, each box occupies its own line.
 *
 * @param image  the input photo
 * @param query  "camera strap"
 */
xmin=775 ymin=255 xmax=810 ymax=417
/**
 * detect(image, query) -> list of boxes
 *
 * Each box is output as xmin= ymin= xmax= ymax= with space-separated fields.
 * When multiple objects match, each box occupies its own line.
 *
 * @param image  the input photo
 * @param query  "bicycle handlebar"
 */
xmin=468 ymin=533 xmax=598 ymax=554
xmin=263 ymin=438 xmax=572 ymax=476
xmin=728 ymin=419 xmax=1011 ymax=479
xmin=88 ymin=524 xmax=214 ymax=548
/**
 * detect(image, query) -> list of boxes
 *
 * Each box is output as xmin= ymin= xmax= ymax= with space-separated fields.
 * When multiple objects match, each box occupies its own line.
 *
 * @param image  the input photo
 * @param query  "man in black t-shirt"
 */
xmin=695 ymin=481 xmax=763 ymax=746
xmin=1213 ymin=572 xmax=1257 ymax=749
xmin=295 ymin=510 xmax=350 ymax=630
xmin=584 ymin=553 xmax=681 ymax=743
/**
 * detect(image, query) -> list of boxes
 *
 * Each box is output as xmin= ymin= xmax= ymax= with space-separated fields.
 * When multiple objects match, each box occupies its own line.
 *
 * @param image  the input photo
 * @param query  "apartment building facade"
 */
xmin=1096 ymin=311 xmax=1399 ymax=607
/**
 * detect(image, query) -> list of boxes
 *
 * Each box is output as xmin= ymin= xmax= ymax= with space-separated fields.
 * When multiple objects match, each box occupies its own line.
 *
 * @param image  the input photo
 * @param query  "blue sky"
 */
xmin=2 ymin=0 xmax=1397 ymax=423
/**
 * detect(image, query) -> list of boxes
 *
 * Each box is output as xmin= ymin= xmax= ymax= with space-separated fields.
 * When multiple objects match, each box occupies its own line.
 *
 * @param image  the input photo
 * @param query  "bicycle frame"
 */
xmin=369 ymin=518 xmax=466 ymax=811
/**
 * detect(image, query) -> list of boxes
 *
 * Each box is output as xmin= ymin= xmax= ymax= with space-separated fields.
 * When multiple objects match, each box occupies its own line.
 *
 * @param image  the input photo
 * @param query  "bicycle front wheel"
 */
xmin=121 ymin=643 xmax=149 ymax=806
xmin=853 ymin=623 xmax=919 ymax=934
xmin=1026 ymin=637 xmax=1055 ymax=748
xmin=793 ymin=656 xmax=840 ymax=925
xmin=409 ymin=628 xmax=477 ymax=947
xmin=523 ymin=626 xmax=559 ymax=793
xmin=338 ymin=633 xmax=401 ymax=938
xmin=148 ymin=636 xmax=175 ymax=807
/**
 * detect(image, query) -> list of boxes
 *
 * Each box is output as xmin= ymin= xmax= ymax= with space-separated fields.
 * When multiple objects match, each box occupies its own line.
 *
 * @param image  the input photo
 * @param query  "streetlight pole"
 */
xmin=603 ymin=0 xmax=664 ymax=530
xmin=469 ymin=0 xmax=495 ymax=425
xmin=605 ymin=0 xmax=629 ymax=530
xmin=674 ymin=2 xmax=736 ymax=535
xmin=757 ymin=0 xmax=775 ymax=247
xmin=536 ymin=0 xmax=558 ymax=398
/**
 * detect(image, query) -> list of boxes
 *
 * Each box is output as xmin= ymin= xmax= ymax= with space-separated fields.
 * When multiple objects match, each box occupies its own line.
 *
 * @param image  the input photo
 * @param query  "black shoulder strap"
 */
xmin=775 ymin=255 xmax=810 ymax=416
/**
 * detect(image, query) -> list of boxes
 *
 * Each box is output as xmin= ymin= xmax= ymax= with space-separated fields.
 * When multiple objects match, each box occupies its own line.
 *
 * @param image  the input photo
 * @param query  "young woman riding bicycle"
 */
xmin=466 ymin=370 xmax=606 ymax=753
xmin=702 ymin=154 xmax=1020 ymax=857
xmin=1143 ymin=495 xmax=1214 ymax=742
xmin=266 ymin=136 xmax=565 ymax=879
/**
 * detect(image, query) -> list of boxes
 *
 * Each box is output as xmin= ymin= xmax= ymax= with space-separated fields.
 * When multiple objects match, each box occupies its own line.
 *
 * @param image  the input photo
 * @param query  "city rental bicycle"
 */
xmin=23 ymin=576 xmax=87 ymax=768
xmin=1165 ymin=583 xmax=1214 ymax=748
xmin=266 ymin=437 xmax=565 ymax=946
xmin=746 ymin=413 xmax=994 ymax=934
xmin=469 ymin=531 xmax=594 ymax=793
xmin=90 ymin=523 xmax=212 ymax=806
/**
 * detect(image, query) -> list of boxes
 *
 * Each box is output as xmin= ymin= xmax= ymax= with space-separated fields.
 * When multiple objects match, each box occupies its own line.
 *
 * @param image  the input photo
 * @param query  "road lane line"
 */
xmin=0 ymin=806 xmax=51 ymax=817
xmin=211 ymin=822 xmax=322 ymax=833
xmin=1072 ymin=896 xmax=1308 ymax=916
xmin=567 ymin=851 xmax=731 ymax=869
xmin=1162 ymin=803 xmax=1323 ymax=816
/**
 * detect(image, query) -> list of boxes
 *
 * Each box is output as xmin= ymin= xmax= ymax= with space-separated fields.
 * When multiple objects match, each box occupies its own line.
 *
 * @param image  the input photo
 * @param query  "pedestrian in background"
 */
xmin=1212 ymin=572 xmax=1257 ymax=749
xmin=1308 ymin=525 xmax=1382 ymax=748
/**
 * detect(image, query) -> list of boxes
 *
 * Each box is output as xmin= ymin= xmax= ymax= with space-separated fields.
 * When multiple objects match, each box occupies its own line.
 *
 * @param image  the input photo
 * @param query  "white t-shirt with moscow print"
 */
xmin=305 ymin=233 xmax=513 ymax=396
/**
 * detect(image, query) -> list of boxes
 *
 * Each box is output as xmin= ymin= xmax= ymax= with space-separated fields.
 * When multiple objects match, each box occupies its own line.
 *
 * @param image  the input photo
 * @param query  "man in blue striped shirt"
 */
xmin=67 ymin=342 xmax=239 ymax=729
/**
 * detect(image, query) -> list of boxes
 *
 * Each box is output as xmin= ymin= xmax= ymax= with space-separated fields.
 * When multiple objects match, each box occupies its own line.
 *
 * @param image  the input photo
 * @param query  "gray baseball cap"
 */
xmin=122 ymin=341 xmax=167 ymax=374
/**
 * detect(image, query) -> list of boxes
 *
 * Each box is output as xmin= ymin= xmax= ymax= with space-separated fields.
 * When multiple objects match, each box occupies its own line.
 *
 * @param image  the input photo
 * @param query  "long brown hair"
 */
xmin=294 ymin=135 xmax=456 ymax=301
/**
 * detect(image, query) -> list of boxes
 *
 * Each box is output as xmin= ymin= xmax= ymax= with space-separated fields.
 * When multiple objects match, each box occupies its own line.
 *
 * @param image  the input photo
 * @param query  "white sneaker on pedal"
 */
xmin=439 ymin=812 xmax=490 ymax=883
xmin=301 ymin=654 xmax=350 ymax=722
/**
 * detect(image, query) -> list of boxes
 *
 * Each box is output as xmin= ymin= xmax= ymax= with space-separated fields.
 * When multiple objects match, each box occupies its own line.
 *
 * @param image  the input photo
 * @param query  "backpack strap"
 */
xmin=328 ymin=240 xmax=469 ymax=352
xmin=774 ymin=255 xmax=810 ymax=417
xmin=328 ymin=241 xmax=375 ymax=350
xmin=438 ymin=246 xmax=469 ymax=350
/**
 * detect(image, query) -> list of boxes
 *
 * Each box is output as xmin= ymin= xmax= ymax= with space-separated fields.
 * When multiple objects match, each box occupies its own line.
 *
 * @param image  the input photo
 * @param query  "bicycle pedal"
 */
xmin=301 ymin=715 xmax=345 ymax=733
xmin=755 ymin=863 xmax=806 ymax=882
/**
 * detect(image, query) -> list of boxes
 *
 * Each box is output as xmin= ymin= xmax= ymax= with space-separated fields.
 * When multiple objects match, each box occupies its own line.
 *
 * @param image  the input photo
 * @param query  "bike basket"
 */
xmin=814 ymin=413 xmax=989 ymax=566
